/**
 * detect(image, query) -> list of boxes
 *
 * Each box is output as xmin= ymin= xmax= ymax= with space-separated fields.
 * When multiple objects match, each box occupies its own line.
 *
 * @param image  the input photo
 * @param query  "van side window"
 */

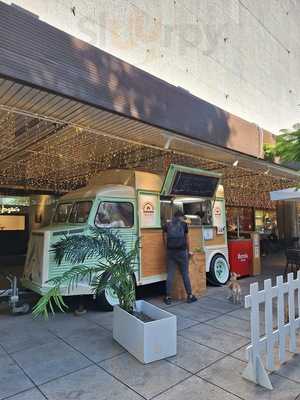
xmin=69 ymin=201 xmax=92 ymax=223
xmin=95 ymin=202 xmax=134 ymax=228
xmin=53 ymin=203 xmax=73 ymax=223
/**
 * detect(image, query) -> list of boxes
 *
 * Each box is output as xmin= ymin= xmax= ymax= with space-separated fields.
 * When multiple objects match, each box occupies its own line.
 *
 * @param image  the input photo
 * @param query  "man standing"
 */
xmin=163 ymin=210 xmax=197 ymax=305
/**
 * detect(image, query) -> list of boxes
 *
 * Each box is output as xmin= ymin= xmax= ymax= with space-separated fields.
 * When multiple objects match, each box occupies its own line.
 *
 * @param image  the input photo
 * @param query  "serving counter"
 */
xmin=140 ymin=226 xmax=207 ymax=299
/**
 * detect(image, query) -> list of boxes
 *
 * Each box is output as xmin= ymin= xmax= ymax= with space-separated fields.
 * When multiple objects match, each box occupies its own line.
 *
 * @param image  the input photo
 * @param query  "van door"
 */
xmin=94 ymin=197 xmax=138 ymax=261
xmin=94 ymin=197 xmax=138 ymax=306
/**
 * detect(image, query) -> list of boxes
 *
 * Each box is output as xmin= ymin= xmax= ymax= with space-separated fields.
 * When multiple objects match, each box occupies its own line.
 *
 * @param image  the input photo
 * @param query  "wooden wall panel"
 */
xmin=141 ymin=228 xmax=166 ymax=277
xmin=141 ymin=227 xmax=204 ymax=278
xmin=204 ymin=228 xmax=226 ymax=246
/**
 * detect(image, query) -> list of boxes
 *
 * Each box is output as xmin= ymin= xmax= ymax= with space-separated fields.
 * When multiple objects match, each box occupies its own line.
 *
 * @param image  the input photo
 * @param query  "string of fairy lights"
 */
xmin=0 ymin=104 xmax=298 ymax=208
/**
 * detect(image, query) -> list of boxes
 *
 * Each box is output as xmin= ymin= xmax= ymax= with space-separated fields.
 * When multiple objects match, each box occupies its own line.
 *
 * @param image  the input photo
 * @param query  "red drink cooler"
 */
xmin=228 ymin=239 xmax=253 ymax=277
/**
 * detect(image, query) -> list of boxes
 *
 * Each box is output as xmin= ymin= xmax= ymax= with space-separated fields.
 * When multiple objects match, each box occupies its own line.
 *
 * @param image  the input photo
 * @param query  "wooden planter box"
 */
xmin=171 ymin=252 xmax=206 ymax=300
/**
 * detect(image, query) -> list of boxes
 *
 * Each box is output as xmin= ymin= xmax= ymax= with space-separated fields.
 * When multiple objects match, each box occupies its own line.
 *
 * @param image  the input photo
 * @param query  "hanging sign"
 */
xmin=0 ymin=205 xmax=21 ymax=214
xmin=139 ymin=193 xmax=160 ymax=228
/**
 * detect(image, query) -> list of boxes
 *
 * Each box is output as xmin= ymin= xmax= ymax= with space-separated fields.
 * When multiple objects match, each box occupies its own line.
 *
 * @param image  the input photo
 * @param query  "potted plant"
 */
xmin=33 ymin=227 xmax=176 ymax=364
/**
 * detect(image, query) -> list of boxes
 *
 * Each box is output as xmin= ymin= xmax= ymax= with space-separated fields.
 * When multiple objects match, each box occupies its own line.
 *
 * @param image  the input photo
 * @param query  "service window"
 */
xmin=95 ymin=202 xmax=134 ymax=228
xmin=69 ymin=201 xmax=92 ymax=223
xmin=53 ymin=203 xmax=73 ymax=223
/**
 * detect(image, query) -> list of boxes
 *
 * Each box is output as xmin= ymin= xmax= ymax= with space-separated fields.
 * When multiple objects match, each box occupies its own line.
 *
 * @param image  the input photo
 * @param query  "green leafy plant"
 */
xmin=275 ymin=127 xmax=300 ymax=162
xmin=263 ymin=143 xmax=276 ymax=162
xmin=33 ymin=227 xmax=138 ymax=318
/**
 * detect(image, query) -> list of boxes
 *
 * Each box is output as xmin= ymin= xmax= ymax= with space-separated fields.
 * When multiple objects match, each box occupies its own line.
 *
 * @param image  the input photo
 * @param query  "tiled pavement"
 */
xmin=1 ymin=271 xmax=300 ymax=399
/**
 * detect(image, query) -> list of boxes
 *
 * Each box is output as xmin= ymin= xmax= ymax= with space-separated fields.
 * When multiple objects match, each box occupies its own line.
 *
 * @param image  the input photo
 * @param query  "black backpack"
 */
xmin=165 ymin=219 xmax=187 ymax=250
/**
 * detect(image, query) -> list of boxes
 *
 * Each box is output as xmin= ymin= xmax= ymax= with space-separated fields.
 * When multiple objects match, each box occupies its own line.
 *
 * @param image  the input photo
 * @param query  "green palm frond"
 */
xmin=53 ymin=228 xmax=127 ymax=265
xmin=34 ymin=227 xmax=139 ymax=318
xmin=32 ymin=264 xmax=101 ymax=318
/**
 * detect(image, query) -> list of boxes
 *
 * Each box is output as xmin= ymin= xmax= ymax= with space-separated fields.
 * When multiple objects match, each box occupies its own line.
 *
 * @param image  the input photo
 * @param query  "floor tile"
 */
xmin=8 ymin=388 xmax=46 ymax=400
xmin=205 ymin=314 xmax=252 ymax=338
xmin=41 ymin=312 xmax=98 ymax=338
xmin=0 ymin=320 xmax=56 ymax=354
xmin=0 ymin=346 xmax=5 ymax=357
xmin=168 ymin=336 xmax=224 ymax=373
xmin=0 ymin=354 xmax=33 ymax=400
xmin=231 ymin=343 xmax=295 ymax=370
xmin=275 ymin=353 xmax=300 ymax=383
xmin=12 ymin=339 xmax=92 ymax=385
xmin=205 ymin=287 xmax=232 ymax=301
xmin=179 ymin=323 xmax=249 ymax=353
xmin=169 ymin=302 xmax=222 ymax=322
xmin=65 ymin=326 xmax=124 ymax=362
xmin=148 ymin=297 xmax=183 ymax=309
xmin=195 ymin=297 xmax=242 ymax=313
xmin=100 ymin=352 xmax=191 ymax=399
xmin=176 ymin=315 xmax=199 ymax=331
xmin=227 ymin=308 xmax=251 ymax=321
xmin=40 ymin=365 xmax=142 ymax=400
xmin=155 ymin=375 xmax=240 ymax=400
xmin=198 ymin=355 xmax=300 ymax=400
xmin=83 ymin=311 xmax=114 ymax=331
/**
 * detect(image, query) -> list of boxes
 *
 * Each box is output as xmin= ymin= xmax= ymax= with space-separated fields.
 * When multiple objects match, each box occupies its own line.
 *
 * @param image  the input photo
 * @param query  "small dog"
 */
xmin=227 ymin=272 xmax=242 ymax=304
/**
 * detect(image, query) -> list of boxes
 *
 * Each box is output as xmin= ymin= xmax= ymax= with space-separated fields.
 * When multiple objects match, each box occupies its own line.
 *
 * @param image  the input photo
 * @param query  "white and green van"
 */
xmin=22 ymin=165 xmax=230 ymax=307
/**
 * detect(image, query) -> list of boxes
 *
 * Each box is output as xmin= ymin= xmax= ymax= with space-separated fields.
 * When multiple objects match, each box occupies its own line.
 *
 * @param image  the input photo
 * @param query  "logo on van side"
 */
xmin=143 ymin=202 xmax=155 ymax=215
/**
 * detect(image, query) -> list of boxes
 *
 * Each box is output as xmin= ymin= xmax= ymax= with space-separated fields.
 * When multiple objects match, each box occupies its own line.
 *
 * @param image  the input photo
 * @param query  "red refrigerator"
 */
xmin=228 ymin=239 xmax=253 ymax=277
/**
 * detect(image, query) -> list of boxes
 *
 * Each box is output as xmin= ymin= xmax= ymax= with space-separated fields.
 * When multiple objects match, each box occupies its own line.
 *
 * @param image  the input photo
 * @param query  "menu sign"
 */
xmin=171 ymin=172 xmax=218 ymax=197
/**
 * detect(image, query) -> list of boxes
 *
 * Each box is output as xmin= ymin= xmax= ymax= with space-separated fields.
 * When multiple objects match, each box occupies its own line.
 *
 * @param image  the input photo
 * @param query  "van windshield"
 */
xmin=95 ymin=202 xmax=133 ymax=228
xmin=69 ymin=201 xmax=92 ymax=224
xmin=53 ymin=203 xmax=73 ymax=223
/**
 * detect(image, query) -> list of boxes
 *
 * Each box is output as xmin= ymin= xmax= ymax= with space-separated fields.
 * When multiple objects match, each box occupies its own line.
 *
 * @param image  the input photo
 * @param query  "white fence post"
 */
xmin=264 ymin=279 xmax=274 ymax=371
xmin=242 ymin=273 xmax=300 ymax=390
xmin=242 ymin=282 xmax=273 ymax=390
xmin=277 ymin=275 xmax=286 ymax=364
xmin=288 ymin=273 xmax=297 ymax=353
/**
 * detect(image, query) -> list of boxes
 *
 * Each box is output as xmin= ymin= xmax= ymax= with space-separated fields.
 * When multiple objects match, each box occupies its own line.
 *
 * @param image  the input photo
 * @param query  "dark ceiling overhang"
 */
xmin=0 ymin=1 xmax=264 ymax=157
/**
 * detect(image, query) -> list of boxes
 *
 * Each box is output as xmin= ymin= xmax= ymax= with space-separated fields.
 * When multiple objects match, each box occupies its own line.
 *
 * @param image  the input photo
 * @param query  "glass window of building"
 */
xmin=226 ymin=207 xmax=254 ymax=233
xmin=255 ymin=210 xmax=277 ymax=234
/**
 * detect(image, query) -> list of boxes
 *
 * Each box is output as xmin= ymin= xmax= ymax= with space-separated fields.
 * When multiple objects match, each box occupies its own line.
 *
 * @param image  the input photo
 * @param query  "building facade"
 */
xmin=2 ymin=0 xmax=300 ymax=133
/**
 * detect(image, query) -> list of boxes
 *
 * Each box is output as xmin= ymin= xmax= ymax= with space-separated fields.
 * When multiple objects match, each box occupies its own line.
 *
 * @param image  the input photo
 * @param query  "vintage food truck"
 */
xmin=22 ymin=165 xmax=230 ymax=307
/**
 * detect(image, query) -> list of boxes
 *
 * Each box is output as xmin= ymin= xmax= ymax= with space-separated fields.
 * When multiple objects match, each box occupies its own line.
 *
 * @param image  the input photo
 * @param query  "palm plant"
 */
xmin=33 ymin=227 xmax=138 ymax=318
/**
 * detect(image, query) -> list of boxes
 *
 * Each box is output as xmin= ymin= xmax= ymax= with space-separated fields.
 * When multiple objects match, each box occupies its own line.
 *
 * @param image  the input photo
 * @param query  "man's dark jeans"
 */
xmin=166 ymin=249 xmax=192 ymax=297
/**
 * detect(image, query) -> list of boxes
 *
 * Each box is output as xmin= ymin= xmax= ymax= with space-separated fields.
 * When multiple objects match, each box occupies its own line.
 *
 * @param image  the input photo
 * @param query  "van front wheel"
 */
xmin=94 ymin=287 xmax=119 ymax=312
xmin=208 ymin=254 xmax=230 ymax=286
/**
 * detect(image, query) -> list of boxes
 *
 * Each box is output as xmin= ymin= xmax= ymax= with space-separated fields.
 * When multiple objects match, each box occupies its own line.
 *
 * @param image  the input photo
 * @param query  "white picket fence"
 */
xmin=243 ymin=271 xmax=300 ymax=390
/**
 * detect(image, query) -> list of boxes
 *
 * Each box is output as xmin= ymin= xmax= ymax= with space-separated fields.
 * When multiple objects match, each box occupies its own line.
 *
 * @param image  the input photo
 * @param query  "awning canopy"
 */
xmin=270 ymin=188 xmax=300 ymax=201
xmin=0 ymin=77 xmax=299 ymax=209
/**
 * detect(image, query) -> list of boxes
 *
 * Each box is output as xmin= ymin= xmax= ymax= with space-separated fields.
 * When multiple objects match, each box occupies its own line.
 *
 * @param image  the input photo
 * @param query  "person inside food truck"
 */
xmin=163 ymin=210 xmax=197 ymax=305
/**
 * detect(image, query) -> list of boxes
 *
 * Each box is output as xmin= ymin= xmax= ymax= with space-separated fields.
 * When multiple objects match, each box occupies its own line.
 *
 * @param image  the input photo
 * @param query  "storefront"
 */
xmin=0 ymin=196 xmax=29 ymax=256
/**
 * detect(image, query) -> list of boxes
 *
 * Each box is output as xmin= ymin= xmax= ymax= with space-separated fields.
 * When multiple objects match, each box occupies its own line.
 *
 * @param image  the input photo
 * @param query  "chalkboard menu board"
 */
xmin=170 ymin=172 xmax=218 ymax=197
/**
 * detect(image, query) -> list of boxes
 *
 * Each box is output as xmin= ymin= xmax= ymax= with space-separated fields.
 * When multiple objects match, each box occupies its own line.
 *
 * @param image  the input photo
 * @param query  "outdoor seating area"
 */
xmin=1 ymin=262 xmax=300 ymax=400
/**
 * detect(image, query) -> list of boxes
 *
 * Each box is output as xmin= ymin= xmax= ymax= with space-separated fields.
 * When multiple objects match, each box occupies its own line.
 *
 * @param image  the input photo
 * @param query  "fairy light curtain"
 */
xmin=0 ymin=107 xmax=297 ymax=209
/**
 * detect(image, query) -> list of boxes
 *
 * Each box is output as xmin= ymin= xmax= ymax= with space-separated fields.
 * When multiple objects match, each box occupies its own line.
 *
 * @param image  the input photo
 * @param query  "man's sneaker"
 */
xmin=164 ymin=296 xmax=172 ymax=305
xmin=187 ymin=295 xmax=197 ymax=303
